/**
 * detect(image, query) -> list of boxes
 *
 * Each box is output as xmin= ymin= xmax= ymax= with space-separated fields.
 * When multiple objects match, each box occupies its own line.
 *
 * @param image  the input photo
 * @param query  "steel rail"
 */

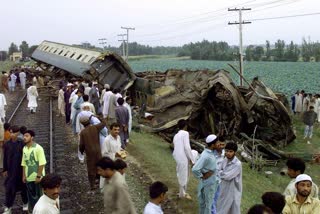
xmin=49 ymin=97 xmax=53 ymax=173
xmin=7 ymin=93 xmax=27 ymax=123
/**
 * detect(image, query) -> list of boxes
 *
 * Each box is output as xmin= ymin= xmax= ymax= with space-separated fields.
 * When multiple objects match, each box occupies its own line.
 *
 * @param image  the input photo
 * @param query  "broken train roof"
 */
xmin=136 ymin=69 xmax=295 ymax=145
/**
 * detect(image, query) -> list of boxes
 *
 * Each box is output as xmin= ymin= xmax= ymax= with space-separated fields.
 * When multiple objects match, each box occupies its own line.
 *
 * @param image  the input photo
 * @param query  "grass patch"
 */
xmin=0 ymin=61 xmax=15 ymax=71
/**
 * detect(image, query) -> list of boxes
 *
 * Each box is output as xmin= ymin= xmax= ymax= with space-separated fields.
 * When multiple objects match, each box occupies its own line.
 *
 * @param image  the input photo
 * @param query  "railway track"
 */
xmin=0 ymin=89 xmax=73 ymax=213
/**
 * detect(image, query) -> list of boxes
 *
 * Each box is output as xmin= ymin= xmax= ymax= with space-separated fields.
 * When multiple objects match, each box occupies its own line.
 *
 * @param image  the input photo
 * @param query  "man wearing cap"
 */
xmin=284 ymin=158 xmax=319 ymax=198
xmin=282 ymin=174 xmax=320 ymax=214
xmin=172 ymin=119 xmax=195 ymax=199
xmin=216 ymin=141 xmax=242 ymax=214
xmin=2 ymin=126 xmax=28 ymax=213
xmin=79 ymin=115 xmax=106 ymax=190
xmin=192 ymin=134 xmax=219 ymax=214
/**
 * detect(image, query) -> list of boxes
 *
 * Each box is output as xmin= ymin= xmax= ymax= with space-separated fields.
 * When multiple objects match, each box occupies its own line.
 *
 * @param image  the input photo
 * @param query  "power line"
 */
xmin=249 ymin=11 xmax=320 ymax=21
xmin=121 ymin=27 xmax=135 ymax=61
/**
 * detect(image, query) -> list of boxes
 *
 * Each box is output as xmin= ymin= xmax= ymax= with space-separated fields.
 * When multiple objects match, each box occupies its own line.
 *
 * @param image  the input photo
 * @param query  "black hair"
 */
xmin=20 ymin=126 xmax=27 ymax=134
xmin=262 ymin=192 xmax=285 ymax=214
xmin=83 ymin=94 xmax=89 ymax=102
xmin=40 ymin=174 xmax=62 ymax=189
xmin=125 ymin=96 xmax=131 ymax=102
xmin=149 ymin=181 xmax=168 ymax=199
xmin=117 ymin=98 xmax=124 ymax=105
xmin=24 ymin=130 xmax=35 ymax=137
xmin=247 ymin=204 xmax=273 ymax=214
xmin=225 ymin=142 xmax=238 ymax=152
xmin=286 ymin=158 xmax=305 ymax=173
xmin=96 ymin=157 xmax=115 ymax=170
xmin=110 ymin=123 xmax=120 ymax=130
xmin=4 ymin=122 xmax=10 ymax=131
xmin=177 ymin=119 xmax=187 ymax=130
xmin=309 ymin=106 xmax=314 ymax=110
xmin=10 ymin=125 xmax=20 ymax=133
xmin=88 ymin=82 xmax=92 ymax=87
xmin=218 ymin=135 xmax=226 ymax=142
xmin=114 ymin=159 xmax=127 ymax=170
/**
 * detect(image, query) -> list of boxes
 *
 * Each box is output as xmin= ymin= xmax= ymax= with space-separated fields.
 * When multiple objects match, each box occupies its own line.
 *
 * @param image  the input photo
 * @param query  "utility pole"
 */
xmin=98 ymin=38 xmax=107 ymax=51
xmin=117 ymin=34 xmax=127 ymax=58
xmin=121 ymin=26 xmax=135 ymax=61
xmin=228 ymin=8 xmax=251 ymax=86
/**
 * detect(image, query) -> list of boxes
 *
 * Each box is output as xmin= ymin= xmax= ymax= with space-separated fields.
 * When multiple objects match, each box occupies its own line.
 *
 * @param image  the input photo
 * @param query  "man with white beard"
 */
xmin=172 ymin=119 xmax=195 ymax=199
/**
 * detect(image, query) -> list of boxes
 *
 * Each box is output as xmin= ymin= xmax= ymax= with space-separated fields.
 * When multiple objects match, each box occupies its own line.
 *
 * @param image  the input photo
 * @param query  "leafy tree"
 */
xmin=19 ymin=41 xmax=29 ymax=57
xmin=274 ymin=40 xmax=285 ymax=61
xmin=284 ymin=41 xmax=299 ymax=62
xmin=8 ymin=42 xmax=18 ymax=56
xmin=253 ymin=46 xmax=264 ymax=61
xmin=28 ymin=45 xmax=38 ymax=55
xmin=301 ymin=37 xmax=314 ymax=62
xmin=265 ymin=40 xmax=271 ymax=61
xmin=0 ymin=51 xmax=7 ymax=61
xmin=245 ymin=45 xmax=255 ymax=61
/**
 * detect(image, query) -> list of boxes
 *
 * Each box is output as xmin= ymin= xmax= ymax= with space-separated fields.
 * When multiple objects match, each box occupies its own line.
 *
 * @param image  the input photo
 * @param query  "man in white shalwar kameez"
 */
xmin=123 ymin=97 xmax=133 ymax=134
xmin=172 ymin=119 xmax=195 ymax=199
xmin=102 ymin=87 xmax=113 ymax=119
xmin=69 ymin=89 xmax=78 ymax=124
xmin=0 ymin=92 xmax=7 ymax=121
xmin=8 ymin=72 xmax=17 ymax=92
xmin=57 ymin=86 xmax=65 ymax=117
xmin=294 ymin=91 xmax=303 ymax=113
xmin=27 ymin=85 xmax=38 ymax=113
xmin=19 ymin=70 xmax=26 ymax=90
xmin=217 ymin=142 xmax=242 ymax=214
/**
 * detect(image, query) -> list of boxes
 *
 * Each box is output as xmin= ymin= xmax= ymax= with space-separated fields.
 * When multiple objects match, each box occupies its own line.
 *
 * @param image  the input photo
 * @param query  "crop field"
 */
xmin=129 ymin=58 xmax=320 ymax=97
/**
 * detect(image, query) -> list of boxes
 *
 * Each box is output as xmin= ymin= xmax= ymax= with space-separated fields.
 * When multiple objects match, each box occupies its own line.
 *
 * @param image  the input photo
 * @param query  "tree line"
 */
xmin=2 ymin=38 xmax=320 ymax=62
xmin=0 ymin=41 xmax=38 ymax=61
xmin=178 ymin=38 xmax=320 ymax=62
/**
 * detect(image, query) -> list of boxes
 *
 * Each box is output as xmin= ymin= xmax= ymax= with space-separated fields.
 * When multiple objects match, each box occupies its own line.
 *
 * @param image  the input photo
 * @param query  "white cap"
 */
xmin=67 ymin=83 xmax=73 ymax=87
xmin=295 ymin=174 xmax=312 ymax=184
xmin=205 ymin=134 xmax=217 ymax=144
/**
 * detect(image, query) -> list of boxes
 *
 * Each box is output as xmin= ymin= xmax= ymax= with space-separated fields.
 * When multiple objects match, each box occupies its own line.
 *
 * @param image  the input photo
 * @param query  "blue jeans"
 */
xmin=211 ymin=184 xmax=220 ymax=214
xmin=304 ymin=125 xmax=313 ymax=138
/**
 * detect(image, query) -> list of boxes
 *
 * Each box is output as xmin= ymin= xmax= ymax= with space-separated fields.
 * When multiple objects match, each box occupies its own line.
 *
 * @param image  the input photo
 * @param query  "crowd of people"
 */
xmin=172 ymin=118 xmax=320 ymax=214
xmin=292 ymin=90 xmax=319 ymax=144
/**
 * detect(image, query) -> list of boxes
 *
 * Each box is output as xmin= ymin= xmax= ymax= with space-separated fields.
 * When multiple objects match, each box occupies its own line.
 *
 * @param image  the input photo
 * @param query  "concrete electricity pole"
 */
xmin=121 ymin=26 xmax=135 ymax=61
xmin=98 ymin=38 xmax=107 ymax=51
xmin=228 ymin=8 xmax=251 ymax=86
xmin=117 ymin=34 xmax=127 ymax=58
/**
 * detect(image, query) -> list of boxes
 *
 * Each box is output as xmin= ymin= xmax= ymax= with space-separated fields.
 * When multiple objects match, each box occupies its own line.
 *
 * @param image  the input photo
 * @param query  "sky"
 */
xmin=0 ymin=0 xmax=319 ymax=50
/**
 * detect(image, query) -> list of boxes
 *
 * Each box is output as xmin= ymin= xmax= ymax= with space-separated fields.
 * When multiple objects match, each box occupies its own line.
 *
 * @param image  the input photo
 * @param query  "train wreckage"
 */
xmin=31 ymin=41 xmax=296 ymax=160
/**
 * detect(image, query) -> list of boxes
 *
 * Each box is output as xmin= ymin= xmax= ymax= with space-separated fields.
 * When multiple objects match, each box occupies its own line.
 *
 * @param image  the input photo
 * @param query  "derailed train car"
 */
xmin=32 ymin=41 xmax=295 ymax=158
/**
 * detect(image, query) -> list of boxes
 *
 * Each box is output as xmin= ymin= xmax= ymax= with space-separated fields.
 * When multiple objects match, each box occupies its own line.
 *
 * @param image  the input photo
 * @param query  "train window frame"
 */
xmin=44 ymin=46 xmax=50 ymax=51
xmin=64 ymin=51 xmax=70 ymax=57
xmin=81 ymin=55 xmax=88 ymax=62
xmin=70 ymin=53 xmax=76 ymax=58
xmin=59 ymin=50 xmax=64 ymax=55
xmin=76 ymin=54 xmax=83 ymax=60
xmin=88 ymin=56 xmax=95 ymax=64
xmin=53 ymin=48 xmax=58 ymax=54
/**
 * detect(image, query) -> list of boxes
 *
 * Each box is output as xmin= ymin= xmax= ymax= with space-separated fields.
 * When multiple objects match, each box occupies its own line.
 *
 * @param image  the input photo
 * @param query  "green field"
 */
xmin=129 ymin=58 xmax=320 ymax=97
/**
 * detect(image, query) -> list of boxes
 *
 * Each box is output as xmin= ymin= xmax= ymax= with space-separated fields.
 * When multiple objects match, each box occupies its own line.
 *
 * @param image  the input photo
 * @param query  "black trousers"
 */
xmin=5 ymin=183 xmax=28 ymax=208
xmin=26 ymin=182 xmax=42 ymax=212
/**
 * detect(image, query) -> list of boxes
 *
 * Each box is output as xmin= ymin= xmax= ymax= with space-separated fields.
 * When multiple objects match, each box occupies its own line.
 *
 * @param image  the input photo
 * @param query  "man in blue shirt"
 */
xmin=192 ymin=134 xmax=219 ymax=214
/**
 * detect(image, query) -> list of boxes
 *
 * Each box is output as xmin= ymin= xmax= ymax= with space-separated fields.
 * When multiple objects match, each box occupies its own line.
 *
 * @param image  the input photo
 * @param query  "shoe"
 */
xmin=303 ymin=136 xmax=307 ymax=139
xmin=184 ymin=193 xmax=192 ymax=200
xmin=79 ymin=160 xmax=84 ymax=164
xmin=307 ymin=141 xmax=311 ymax=144
xmin=3 ymin=207 xmax=12 ymax=214
xmin=22 ymin=203 xmax=28 ymax=211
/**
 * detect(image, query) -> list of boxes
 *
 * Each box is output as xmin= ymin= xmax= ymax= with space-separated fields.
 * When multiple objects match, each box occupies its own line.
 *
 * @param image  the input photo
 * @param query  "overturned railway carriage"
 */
xmin=32 ymin=40 xmax=136 ymax=90
xmin=32 ymin=41 xmax=295 ymax=158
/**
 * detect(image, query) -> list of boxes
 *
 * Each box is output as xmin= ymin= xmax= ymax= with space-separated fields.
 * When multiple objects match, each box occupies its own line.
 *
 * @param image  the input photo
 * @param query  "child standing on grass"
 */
xmin=302 ymin=105 xmax=317 ymax=144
